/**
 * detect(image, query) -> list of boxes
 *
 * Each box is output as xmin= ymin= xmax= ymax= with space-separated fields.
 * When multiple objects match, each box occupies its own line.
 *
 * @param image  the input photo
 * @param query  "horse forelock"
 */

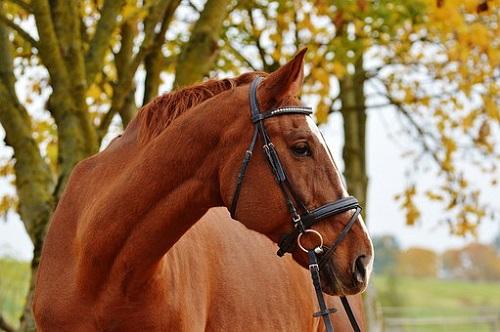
xmin=136 ymin=71 xmax=266 ymax=143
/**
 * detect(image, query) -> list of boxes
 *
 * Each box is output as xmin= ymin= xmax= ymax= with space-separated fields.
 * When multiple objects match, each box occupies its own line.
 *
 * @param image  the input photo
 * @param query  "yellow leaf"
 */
xmin=461 ymin=111 xmax=477 ymax=130
xmin=312 ymin=68 xmax=330 ymax=86
xmin=332 ymin=61 xmax=346 ymax=79
xmin=425 ymin=191 xmax=444 ymax=201
xmin=484 ymin=98 xmax=499 ymax=121
xmin=315 ymin=102 xmax=329 ymax=124
xmin=0 ymin=195 xmax=18 ymax=216
xmin=87 ymin=84 xmax=101 ymax=100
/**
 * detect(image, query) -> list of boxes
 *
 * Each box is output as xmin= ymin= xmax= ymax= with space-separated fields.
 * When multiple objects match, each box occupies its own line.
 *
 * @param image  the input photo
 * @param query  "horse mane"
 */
xmin=137 ymin=72 xmax=266 ymax=143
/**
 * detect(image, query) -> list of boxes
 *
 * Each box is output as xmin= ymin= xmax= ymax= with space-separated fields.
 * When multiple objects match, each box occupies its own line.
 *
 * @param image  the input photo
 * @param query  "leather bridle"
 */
xmin=228 ymin=77 xmax=363 ymax=332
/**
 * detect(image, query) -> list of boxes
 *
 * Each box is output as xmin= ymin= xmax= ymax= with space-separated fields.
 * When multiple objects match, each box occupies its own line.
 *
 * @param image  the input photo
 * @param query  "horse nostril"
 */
xmin=353 ymin=255 xmax=368 ymax=284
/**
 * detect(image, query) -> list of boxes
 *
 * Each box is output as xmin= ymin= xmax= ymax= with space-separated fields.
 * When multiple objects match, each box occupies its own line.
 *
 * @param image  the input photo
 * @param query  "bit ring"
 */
xmin=297 ymin=229 xmax=324 ymax=253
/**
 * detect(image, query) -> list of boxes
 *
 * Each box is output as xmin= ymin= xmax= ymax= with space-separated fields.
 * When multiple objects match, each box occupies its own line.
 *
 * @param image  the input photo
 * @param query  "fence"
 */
xmin=380 ymin=306 xmax=500 ymax=332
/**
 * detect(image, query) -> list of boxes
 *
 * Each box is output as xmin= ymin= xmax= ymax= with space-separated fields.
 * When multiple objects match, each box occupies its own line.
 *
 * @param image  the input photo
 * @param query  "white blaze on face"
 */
xmin=305 ymin=116 xmax=333 ymax=161
xmin=305 ymin=116 xmax=349 ymax=195
xmin=306 ymin=116 xmax=374 ymax=272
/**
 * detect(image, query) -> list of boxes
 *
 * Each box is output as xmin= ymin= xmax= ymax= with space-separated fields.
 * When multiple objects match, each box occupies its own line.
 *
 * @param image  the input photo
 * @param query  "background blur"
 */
xmin=0 ymin=0 xmax=498 ymax=331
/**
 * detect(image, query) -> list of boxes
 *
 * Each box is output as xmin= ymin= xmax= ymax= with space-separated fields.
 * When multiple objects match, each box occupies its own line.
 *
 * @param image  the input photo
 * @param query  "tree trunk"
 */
xmin=339 ymin=56 xmax=381 ymax=331
xmin=1 ymin=20 xmax=56 ymax=332
xmin=339 ymin=56 xmax=368 ymax=215
xmin=18 ymin=238 xmax=45 ymax=332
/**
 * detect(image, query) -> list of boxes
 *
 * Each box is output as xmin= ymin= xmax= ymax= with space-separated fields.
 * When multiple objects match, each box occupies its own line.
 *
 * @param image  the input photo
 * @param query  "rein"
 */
xmin=229 ymin=77 xmax=362 ymax=331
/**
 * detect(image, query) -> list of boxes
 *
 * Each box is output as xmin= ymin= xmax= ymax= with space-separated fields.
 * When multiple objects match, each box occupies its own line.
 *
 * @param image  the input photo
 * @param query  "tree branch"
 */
xmin=112 ymin=20 xmax=135 ymax=127
xmin=221 ymin=36 xmax=257 ymax=71
xmin=53 ymin=0 xmax=87 ymax=111
xmin=143 ymin=0 xmax=182 ymax=105
xmin=85 ymin=0 xmax=126 ymax=85
xmin=0 ymin=81 xmax=55 ymax=243
xmin=33 ymin=0 xmax=99 ymax=157
xmin=0 ymin=18 xmax=18 ymax=98
xmin=293 ymin=8 xmax=301 ymax=51
xmin=5 ymin=0 xmax=31 ymax=12
xmin=127 ymin=0 xmax=171 ymax=85
xmin=98 ymin=0 xmax=174 ymax=137
xmin=368 ymin=79 xmax=444 ymax=170
xmin=0 ymin=12 xmax=39 ymax=48
xmin=187 ymin=0 xmax=202 ymax=13
xmin=246 ymin=8 xmax=268 ymax=71
xmin=31 ymin=0 xmax=70 ymax=93
xmin=173 ymin=0 xmax=233 ymax=87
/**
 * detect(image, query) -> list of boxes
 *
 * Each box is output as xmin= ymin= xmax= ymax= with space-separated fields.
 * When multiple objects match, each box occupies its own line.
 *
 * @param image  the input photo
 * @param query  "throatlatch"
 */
xmin=308 ymin=249 xmax=361 ymax=332
xmin=229 ymin=77 xmax=362 ymax=332
xmin=308 ymin=250 xmax=336 ymax=332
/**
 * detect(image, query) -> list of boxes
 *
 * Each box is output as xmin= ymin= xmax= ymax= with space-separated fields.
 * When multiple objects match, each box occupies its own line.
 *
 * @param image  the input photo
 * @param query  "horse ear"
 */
xmin=258 ymin=48 xmax=307 ymax=108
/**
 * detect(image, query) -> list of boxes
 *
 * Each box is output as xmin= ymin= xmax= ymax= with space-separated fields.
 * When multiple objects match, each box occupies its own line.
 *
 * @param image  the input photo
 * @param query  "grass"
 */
xmin=373 ymin=274 xmax=500 ymax=311
xmin=372 ymin=274 xmax=500 ymax=331
xmin=0 ymin=258 xmax=30 ymax=329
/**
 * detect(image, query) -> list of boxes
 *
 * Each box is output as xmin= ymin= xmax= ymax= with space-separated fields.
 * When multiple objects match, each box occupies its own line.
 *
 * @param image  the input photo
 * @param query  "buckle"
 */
xmin=309 ymin=263 xmax=319 ymax=272
xmin=313 ymin=308 xmax=337 ymax=318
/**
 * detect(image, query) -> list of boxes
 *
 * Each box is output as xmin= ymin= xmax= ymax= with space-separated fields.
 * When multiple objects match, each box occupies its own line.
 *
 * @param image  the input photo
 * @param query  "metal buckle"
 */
xmin=297 ymin=229 xmax=324 ymax=253
xmin=309 ymin=263 xmax=319 ymax=272
xmin=314 ymin=246 xmax=324 ymax=254
xmin=292 ymin=213 xmax=305 ymax=232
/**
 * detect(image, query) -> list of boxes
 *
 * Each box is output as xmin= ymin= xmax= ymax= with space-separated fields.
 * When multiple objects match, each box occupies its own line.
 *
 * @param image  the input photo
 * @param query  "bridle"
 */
xmin=229 ymin=77 xmax=362 ymax=332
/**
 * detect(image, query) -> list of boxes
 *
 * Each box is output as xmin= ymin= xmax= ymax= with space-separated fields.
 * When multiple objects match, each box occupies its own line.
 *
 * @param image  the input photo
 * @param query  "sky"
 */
xmin=1 ymin=104 xmax=498 ymax=260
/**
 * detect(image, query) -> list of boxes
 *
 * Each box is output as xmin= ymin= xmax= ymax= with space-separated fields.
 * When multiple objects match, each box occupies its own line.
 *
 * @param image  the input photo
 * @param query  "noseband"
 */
xmin=229 ymin=77 xmax=362 ymax=332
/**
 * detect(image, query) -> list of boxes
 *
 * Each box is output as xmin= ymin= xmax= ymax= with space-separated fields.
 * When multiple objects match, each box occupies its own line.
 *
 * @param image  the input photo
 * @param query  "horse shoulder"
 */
xmin=160 ymin=208 xmax=321 ymax=331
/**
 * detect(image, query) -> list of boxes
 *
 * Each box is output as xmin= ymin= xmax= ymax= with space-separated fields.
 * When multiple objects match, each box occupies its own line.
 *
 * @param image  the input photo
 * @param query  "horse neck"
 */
xmin=78 ymin=100 xmax=240 ymax=294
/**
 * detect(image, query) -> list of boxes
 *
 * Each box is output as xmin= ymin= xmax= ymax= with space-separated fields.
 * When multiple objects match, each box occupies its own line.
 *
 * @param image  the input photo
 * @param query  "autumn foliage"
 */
xmin=373 ymin=235 xmax=500 ymax=281
xmin=442 ymin=243 xmax=500 ymax=281
xmin=397 ymin=247 xmax=439 ymax=278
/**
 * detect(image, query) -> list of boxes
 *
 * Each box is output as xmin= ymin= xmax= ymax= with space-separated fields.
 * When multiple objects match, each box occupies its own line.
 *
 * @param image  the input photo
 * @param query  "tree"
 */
xmin=397 ymin=247 xmax=438 ymax=278
xmin=371 ymin=234 xmax=401 ymax=274
xmin=383 ymin=0 xmax=499 ymax=233
xmin=0 ymin=0 xmax=232 ymax=329
xmin=220 ymin=0 xmax=499 ymax=231
xmin=493 ymin=227 xmax=500 ymax=252
xmin=441 ymin=247 xmax=462 ymax=279
xmin=442 ymin=243 xmax=500 ymax=281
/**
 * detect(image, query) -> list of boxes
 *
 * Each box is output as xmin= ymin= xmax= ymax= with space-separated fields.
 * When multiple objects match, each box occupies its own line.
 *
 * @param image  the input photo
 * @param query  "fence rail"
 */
xmin=380 ymin=307 xmax=500 ymax=332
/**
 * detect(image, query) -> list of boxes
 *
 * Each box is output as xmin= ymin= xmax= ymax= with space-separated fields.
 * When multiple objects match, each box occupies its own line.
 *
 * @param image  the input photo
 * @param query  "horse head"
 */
xmin=219 ymin=49 xmax=373 ymax=296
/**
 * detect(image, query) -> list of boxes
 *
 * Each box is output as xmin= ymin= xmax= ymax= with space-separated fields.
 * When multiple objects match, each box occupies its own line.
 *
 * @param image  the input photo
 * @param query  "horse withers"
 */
xmin=33 ymin=49 xmax=373 ymax=331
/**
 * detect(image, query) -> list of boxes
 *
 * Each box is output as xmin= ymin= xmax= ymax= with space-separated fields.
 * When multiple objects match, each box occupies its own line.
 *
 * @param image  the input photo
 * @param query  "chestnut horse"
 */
xmin=34 ymin=50 xmax=373 ymax=331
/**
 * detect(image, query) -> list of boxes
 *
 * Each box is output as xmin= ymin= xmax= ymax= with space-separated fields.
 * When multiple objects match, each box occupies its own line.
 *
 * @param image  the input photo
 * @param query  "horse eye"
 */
xmin=291 ymin=143 xmax=311 ymax=157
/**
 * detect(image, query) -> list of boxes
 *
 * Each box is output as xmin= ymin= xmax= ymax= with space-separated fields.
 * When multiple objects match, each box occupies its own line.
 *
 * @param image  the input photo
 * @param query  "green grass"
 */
xmin=373 ymin=274 xmax=500 ymax=310
xmin=0 ymin=258 xmax=30 ymax=329
xmin=372 ymin=274 xmax=500 ymax=331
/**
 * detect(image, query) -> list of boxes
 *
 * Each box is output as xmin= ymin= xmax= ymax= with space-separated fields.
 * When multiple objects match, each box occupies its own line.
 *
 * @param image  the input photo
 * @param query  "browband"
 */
xmin=251 ymin=106 xmax=313 ymax=123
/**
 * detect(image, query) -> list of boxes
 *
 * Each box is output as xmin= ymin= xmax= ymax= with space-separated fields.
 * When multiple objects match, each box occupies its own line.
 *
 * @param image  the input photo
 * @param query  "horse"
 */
xmin=33 ymin=49 xmax=373 ymax=331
